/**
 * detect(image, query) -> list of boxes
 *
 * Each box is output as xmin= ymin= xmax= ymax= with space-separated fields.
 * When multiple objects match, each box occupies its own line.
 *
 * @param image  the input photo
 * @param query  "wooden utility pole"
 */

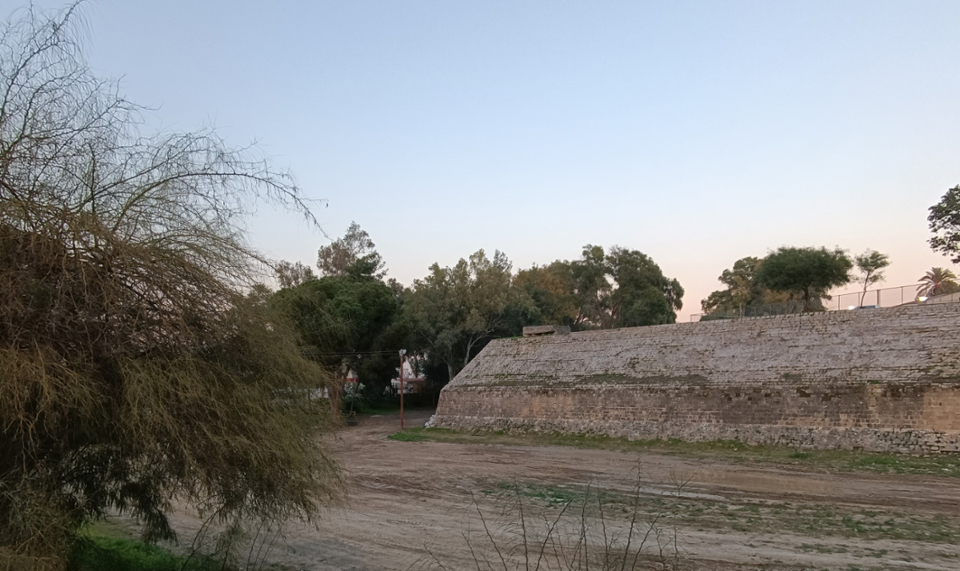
xmin=399 ymin=349 xmax=406 ymax=430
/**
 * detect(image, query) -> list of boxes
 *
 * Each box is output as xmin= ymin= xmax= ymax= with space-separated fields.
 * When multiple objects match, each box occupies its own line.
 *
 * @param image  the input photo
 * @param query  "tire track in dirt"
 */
xmin=143 ymin=412 xmax=960 ymax=570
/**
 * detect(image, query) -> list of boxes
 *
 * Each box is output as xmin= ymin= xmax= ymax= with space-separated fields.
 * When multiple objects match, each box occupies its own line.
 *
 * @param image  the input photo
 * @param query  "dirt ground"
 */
xmin=139 ymin=411 xmax=960 ymax=571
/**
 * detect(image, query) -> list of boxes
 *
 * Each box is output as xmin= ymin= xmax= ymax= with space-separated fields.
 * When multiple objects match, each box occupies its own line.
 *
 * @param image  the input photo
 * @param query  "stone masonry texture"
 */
xmin=432 ymin=303 xmax=960 ymax=454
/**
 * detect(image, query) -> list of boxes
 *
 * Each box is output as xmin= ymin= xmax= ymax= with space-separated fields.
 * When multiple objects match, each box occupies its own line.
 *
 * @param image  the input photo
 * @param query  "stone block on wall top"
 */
xmin=522 ymin=325 xmax=571 ymax=337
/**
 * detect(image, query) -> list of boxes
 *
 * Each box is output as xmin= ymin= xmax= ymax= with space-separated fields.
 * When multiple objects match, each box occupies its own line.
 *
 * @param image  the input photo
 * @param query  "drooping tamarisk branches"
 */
xmin=0 ymin=4 xmax=339 ymax=565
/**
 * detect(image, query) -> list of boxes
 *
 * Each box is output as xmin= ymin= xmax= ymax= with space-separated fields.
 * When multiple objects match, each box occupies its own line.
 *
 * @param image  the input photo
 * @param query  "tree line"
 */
xmin=282 ymin=182 xmax=960 ymax=395
xmin=271 ymin=223 xmax=684 ymax=390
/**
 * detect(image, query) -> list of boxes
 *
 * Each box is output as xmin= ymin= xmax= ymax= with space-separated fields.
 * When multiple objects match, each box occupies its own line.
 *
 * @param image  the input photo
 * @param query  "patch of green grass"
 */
xmin=387 ymin=427 xmax=960 ymax=479
xmin=68 ymin=535 xmax=220 ymax=571
xmin=486 ymin=480 xmax=960 ymax=544
xmin=387 ymin=428 xmax=435 ymax=442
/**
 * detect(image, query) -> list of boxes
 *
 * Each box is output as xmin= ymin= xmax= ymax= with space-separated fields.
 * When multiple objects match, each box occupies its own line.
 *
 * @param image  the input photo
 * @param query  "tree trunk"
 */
xmin=464 ymin=336 xmax=479 ymax=369
xmin=859 ymin=271 xmax=872 ymax=307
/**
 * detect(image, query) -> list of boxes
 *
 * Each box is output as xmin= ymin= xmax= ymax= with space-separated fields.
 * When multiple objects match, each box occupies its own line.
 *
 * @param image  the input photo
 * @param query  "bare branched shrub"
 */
xmin=0 ymin=3 xmax=339 ymax=565
xmin=418 ymin=477 xmax=686 ymax=571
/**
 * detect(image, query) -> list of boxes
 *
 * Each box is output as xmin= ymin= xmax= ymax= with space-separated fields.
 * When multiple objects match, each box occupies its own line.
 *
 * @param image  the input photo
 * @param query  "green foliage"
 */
xmin=317 ymin=221 xmax=385 ymax=279
xmin=928 ymin=185 xmax=960 ymax=263
xmin=395 ymin=428 xmax=960 ymax=478
xmin=702 ymin=257 xmax=776 ymax=314
xmin=273 ymin=274 xmax=404 ymax=387
xmin=554 ymin=245 xmax=683 ymax=329
xmin=606 ymin=246 xmax=684 ymax=327
xmin=0 ymin=5 xmax=340 ymax=564
xmin=404 ymin=249 xmax=520 ymax=378
xmin=68 ymin=536 xmax=218 ymax=571
xmin=273 ymin=223 xmax=411 ymax=397
xmin=755 ymin=246 xmax=852 ymax=311
xmin=917 ymin=267 xmax=959 ymax=298
xmin=853 ymin=249 xmax=890 ymax=306
xmin=512 ymin=265 xmax=579 ymax=328
xmin=387 ymin=429 xmax=433 ymax=442
xmin=402 ymin=245 xmax=681 ymax=380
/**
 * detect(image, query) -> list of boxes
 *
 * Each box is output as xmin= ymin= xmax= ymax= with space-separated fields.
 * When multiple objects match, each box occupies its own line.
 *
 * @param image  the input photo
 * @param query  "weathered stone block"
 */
xmin=523 ymin=325 xmax=571 ymax=337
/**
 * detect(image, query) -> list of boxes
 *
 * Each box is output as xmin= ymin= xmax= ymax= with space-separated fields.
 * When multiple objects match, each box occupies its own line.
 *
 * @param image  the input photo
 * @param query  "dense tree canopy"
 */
xmin=605 ymin=246 xmax=683 ymax=327
xmin=928 ymin=185 xmax=960 ymax=264
xmin=402 ymin=245 xmax=683 ymax=379
xmin=702 ymin=251 xmax=863 ymax=318
xmin=272 ymin=271 xmax=406 ymax=393
xmin=512 ymin=265 xmax=579 ymax=328
xmin=754 ymin=247 xmax=852 ymax=311
xmin=317 ymin=221 xmax=386 ymax=279
xmin=404 ymin=250 xmax=519 ymax=379
xmin=702 ymin=257 xmax=769 ymax=315
xmin=275 ymin=260 xmax=317 ymax=288
xmin=0 ymin=6 xmax=338 ymax=564
xmin=555 ymin=245 xmax=683 ymax=329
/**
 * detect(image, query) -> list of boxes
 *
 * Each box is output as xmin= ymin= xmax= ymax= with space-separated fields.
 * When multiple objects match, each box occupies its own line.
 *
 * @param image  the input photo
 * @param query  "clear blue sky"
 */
xmin=18 ymin=0 xmax=960 ymax=319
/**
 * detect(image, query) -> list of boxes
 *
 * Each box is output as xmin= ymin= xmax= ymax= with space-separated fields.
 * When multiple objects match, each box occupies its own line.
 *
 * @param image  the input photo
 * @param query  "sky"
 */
xmin=14 ymin=0 xmax=960 ymax=320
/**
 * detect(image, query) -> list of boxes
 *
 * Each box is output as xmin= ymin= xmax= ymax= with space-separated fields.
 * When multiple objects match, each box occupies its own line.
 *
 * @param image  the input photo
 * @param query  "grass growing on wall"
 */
xmin=388 ymin=428 xmax=960 ymax=478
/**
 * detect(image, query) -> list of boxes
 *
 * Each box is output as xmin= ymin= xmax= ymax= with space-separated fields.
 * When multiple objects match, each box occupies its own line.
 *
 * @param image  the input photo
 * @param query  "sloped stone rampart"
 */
xmin=432 ymin=304 xmax=960 ymax=454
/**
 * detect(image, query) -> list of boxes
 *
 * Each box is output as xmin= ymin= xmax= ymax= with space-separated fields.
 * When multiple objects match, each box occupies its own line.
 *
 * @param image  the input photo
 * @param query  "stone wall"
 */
xmin=432 ymin=303 xmax=960 ymax=454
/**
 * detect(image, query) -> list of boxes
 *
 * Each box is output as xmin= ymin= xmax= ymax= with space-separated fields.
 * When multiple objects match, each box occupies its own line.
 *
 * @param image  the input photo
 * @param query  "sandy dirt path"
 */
xmin=149 ymin=411 xmax=960 ymax=571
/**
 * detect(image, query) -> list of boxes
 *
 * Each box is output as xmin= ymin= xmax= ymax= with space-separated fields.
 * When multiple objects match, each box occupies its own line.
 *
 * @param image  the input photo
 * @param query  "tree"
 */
xmin=702 ymin=257 xmax=762 ymax=313
xmin=853 ymin=250 xmax=890 ymax=306
xmin=512 ymin=265 xmax=579 ymax=327
xmin=272 ymin=273 xmax=406 ymax=394
xmin=405 ymin=250 xmax=519 ymax=379
xmin=605 ymin=246 xmax=683 ymax=327
xmin=701 ymin=257 xmax=802 ymax=318
xmin=555 ymin=245 xmax=682 ymax=329
xmin=275 ymin=259 xmax=317 ymax=288
xmin=0 ymin=5 xmax=339 ymax=565
xmin=566 ymin=245 xmax=614 ymax=328
xmin=928 ymin=185 xmax=960 ymax=263
xmin=755 ymin=247 xmax=852 ymax=311
xmin=917 ymin=267 xmax=959 ymax=298
xmin=317 ymin=221 xmax=385 ymax=279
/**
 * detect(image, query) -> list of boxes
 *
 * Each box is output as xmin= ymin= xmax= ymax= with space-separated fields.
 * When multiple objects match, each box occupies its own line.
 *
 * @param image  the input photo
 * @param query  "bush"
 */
xmin=68 ymin=536 xmax=219 ymax=571
xmin=0 ymin=4 xmax=340 ymax=564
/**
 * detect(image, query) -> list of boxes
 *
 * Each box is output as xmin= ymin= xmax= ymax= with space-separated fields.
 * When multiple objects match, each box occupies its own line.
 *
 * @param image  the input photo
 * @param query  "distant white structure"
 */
xmin=390 ymin=360 xmax=426 ymax=394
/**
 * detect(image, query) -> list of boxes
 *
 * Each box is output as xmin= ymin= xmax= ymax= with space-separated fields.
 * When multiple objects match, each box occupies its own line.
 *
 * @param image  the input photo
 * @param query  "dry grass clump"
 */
xmin=419 ymin=477 xmax=687 ymax=571
xmin=0 ymin=3 xmax=339 ymax=566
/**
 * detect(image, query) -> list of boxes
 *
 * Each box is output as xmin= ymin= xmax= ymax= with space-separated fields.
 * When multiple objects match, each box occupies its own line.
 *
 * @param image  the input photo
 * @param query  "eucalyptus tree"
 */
xmin=317 ymin=221 xmax=386 ymax=279
xmin=553 ymin=245 xmax=683 ymax=329
xmin=405 ymin=250 xmax=522 ymax=378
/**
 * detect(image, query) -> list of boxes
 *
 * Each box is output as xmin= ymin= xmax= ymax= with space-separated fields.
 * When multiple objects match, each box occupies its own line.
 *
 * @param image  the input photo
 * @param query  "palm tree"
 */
xmin=917 ymin=267 xmax=959 ymax=298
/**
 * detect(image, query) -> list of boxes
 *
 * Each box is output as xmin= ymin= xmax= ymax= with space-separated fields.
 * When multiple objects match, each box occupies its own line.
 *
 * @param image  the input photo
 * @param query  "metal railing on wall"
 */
xmin=831 ymin=283 xmax=922 ymax=311
xmin=690 ymin=283 xmax=927 ymax=322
